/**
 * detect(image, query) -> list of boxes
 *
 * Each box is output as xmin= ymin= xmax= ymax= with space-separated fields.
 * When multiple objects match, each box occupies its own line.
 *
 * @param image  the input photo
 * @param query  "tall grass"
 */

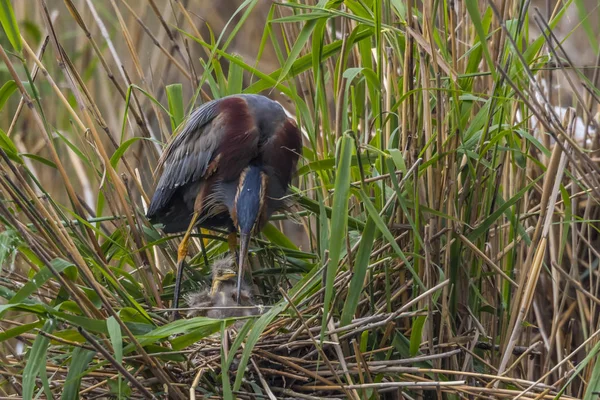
xmin=0 ymin=0 xmax=599 ymax=398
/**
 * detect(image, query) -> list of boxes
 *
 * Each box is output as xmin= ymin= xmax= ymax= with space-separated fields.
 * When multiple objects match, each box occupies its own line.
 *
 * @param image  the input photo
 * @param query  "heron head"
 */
xmin=230 ymin=165 xmax=268 ymax=303
xmin=233 ymin=165 xmax=268 ymax=236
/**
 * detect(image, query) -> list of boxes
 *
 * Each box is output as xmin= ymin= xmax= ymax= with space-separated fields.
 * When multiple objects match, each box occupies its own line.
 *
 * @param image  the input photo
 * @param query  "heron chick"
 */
xmin=186 ymin=256 xmax=261 ymax=319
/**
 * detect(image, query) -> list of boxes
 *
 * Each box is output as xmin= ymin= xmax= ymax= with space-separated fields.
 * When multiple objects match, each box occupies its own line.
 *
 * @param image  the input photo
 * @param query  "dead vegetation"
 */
xmin=0 ymin=0 xmax=599 ymax=399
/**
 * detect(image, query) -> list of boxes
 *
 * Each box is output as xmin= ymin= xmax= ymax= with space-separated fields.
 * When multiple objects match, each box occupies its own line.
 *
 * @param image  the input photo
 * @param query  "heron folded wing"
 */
xmin=147 ymin=96 xmax=261 ymax=220
xmin=147 ymin=99 xmax=222 ymax=218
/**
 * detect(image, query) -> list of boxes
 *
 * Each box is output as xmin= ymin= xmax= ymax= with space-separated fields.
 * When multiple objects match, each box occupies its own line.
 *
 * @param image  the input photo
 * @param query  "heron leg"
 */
xmin=197 ymin=229 xmax=210 ymax=269
xmin=173 ymin=212 xmax=200 ymax=321
xmin=227 ymin=231 xmax=237 ymax=255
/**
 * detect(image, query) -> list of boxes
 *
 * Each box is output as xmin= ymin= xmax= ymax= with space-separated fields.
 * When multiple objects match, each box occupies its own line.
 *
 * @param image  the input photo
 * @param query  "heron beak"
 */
xmin=220 ymin=272 xmax=237 ymax=281
xmin=237 ymin=232 xmax=251 ymax=305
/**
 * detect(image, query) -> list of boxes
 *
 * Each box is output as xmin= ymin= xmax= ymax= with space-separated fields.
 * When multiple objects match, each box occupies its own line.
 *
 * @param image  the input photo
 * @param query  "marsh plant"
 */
xmin=0 ymin=0 xmax=599 ymax=398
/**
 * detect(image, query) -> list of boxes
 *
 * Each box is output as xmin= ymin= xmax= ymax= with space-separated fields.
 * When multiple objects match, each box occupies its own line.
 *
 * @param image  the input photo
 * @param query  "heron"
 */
xmin=146 ymin=94 xmax=302 ymax=318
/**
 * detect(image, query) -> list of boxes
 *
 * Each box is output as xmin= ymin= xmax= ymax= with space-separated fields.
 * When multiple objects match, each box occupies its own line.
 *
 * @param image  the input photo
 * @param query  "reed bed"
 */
xmin=0 ymin=0 xmax=599 ymax=398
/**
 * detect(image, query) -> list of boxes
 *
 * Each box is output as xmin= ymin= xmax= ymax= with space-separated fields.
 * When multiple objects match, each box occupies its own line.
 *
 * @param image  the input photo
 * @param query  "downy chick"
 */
xmin=186 ymin=256 xmax=261 ymax=319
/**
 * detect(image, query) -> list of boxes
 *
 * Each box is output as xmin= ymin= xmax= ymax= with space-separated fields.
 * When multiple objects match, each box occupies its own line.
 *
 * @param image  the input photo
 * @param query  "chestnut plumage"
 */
xmin=146 ymin=94 xmax=302 ymax=317
xmin=147 ymin=94 xmax=301 ymax=232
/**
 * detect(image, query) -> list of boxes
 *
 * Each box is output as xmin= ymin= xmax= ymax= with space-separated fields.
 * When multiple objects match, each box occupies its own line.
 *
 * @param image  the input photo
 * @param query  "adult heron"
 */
xmin=146 ymin=94 xmax=302 ymax=318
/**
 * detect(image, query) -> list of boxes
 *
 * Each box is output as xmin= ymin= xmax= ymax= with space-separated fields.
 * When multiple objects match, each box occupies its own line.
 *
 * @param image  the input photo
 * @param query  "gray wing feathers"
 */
xmin=147 ymin=99 xmax=223 ymax=217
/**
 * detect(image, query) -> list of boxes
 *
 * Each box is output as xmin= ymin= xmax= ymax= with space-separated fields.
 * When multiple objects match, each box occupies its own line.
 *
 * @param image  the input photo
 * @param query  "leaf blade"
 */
xmin=0 ymin=0 xmax=22 ymax=52
xmin=323 ymin=134 xmax=353 ymax=333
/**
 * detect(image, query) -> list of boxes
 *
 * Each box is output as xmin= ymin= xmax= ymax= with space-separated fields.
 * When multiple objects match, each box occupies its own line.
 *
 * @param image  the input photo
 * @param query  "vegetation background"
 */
xmin=0 ymin=0 xmax=599 ymax=398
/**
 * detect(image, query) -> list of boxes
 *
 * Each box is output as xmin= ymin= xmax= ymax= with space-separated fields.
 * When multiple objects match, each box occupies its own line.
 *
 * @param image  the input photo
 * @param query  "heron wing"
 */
xmin=147 ymin=96 xmax=260 ymax=219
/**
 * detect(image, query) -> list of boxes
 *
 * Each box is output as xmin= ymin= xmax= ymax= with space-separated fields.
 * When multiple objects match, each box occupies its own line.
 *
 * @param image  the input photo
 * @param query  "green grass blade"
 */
xmin=340 ymin=217 xmax=376 ymax=326
xmin=21 ymin=153 xmax=56 ymax=168
xmin=107 ymin=316 xmax=124 ymax=399
xmin=170 ymin=320 xmax=236 ymax=350
xmin=166 ymin=83 xmax=184 ymax=132
xmin=61 ymin=347 xmax=96 ymax=400
xmin=409 ymin=315 xmax=427 ymax=356
xmin=0 ymin=127 xmax=22 ymax=164
xmin=322 ymin=134 xmax=353 ymax=333
xmin=225 ymin=319 xmax=254 ymax=368
xmin=0 ymin=0 xmax=22 ymax=53
xmin=274 ymin=17 xmax=319 ymax=88
xmin=226 ymin=54 xmax=244 ymax=95
xmin=262 ymin=222 xmax=299 ymax=250
xmin=23 ymin=319 xmax=55 ymax=399
xmin=125 ymin=317 xmax=225 ymax=351
xmin=10 ymin=258 xmax=76 ymax=304
xmin=295 ymin=192 xmax=365 ymax=231
xmin=219 ymin=0 xmax=259 ymax=54
xmin=317 ymin=189 xmax=329 ymax=260
xmin=233 ymin=302 xmax=287 ymax=391
xmin=107 ymin=316 xmax=123 ymax=363
xmin=358 ymin=189 xmax=424 ymax=290
xmin=38 ymin=361 xmax=52 ymax=399
xmin=583 ymin=353 xmax=600 ymax=399
xmin=574 ymin=0 xmax=599 ymax=52
xmin=466 ymin=175 xmax=542 ymax=242
xmin=0 ymin=321 xmax=43 ymax=342
xmin=110 ymin=136 xmax=160 ymax=168
xmin=0 ymin=80 xmax=17 ymax=110
xmin=561 ymin=338 xmax=600 ymax=399
xmin=221 ymin=323 xmax=233 ymax=400
xmin=465 ymin=0 xmax=495 ymax=78
xmin=244 ymin=26 xmax=373 ymax=94
xmin=121 ymin=84 xmax=171 ymax=143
